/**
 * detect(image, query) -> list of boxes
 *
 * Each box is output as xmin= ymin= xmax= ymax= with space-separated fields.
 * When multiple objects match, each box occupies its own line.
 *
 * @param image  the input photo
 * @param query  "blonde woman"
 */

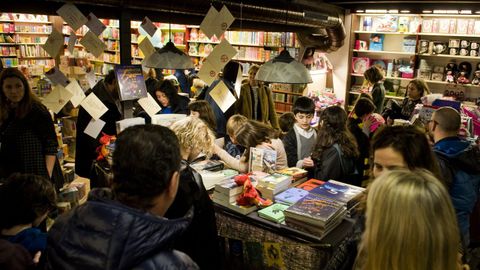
xmin=355 ymin=169 xmax=465 ymax=270
xmin=168 ymin=116 xmax=218 ymax=270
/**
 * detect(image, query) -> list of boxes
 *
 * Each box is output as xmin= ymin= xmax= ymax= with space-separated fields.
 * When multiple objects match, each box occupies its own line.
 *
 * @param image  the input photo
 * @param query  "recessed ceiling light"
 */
xmin=356 ymin=10 xmax=365 ymax=13
xmin=365 ymin=9 xmax=388 ymax=13
xmin=460 ymin=10 xmax=472 ymax=14
xmin=400 ymin=10 xmax=410 ymax=13
xmin=423 ymin=10 xmax=433 ymax=14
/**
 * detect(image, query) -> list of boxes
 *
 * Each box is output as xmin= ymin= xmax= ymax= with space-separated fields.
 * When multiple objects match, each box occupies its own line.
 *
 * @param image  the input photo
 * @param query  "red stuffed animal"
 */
xmin=234 ymin=174 xmax=272 ymax=207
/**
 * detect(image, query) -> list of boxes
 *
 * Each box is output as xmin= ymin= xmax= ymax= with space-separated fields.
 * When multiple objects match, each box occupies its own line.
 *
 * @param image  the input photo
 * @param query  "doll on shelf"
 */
xmin=444 ymin=63 xmax=457 ymax=83
xmin=472 ymin=63 xmax=480 ymax=85
xmin=456 ymin=62 xmax=472 ymax=84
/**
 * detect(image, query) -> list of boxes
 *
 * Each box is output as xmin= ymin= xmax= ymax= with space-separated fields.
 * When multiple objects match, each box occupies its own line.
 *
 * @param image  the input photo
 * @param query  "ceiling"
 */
xmin=323 ymin=0 xmax=480 ymax=14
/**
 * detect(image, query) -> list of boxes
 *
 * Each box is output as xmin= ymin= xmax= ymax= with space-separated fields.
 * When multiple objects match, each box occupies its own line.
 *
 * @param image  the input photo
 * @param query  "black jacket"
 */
xmin=45 ymin=188 xmax=199 ymax=270
xmin=75 ymin=81 xmax=122 ymax=178
xmin=283 ymin=128 xmax=300 ymax=168
xmin=313 ymin=145 xmax=357 ymax=183
xmin=165 ymin=160 xmax=220 ymax=270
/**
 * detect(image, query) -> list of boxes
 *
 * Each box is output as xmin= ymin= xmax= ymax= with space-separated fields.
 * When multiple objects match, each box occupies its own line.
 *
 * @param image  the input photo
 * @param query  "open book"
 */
xmin=249 ymin=147 xmax=277 ymax=173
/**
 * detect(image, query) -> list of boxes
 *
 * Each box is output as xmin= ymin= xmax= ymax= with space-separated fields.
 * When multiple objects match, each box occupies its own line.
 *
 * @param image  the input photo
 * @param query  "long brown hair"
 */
xmin=235 ymin=120 xmax=278 ymax=161
xmin=0 ymin=68 xmax=39 ymax=122
xmin=312 ymin=105 xmax=359 ymax=161
xmin=188 ymin=100 xmax=216 ymax=132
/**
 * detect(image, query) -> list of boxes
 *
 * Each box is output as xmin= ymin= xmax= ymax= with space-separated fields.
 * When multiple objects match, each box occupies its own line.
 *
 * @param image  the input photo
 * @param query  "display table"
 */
xmin=214 ymin=203 xmax=355 ymax=269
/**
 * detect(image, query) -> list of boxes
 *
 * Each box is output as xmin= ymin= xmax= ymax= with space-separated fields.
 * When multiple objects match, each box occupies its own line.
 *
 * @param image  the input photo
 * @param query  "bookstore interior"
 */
xmin=1 ymin=0 xmax=480 ymax=269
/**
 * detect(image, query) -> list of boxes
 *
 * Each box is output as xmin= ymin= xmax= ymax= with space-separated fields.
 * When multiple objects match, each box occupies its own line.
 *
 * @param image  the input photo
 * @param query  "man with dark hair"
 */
xmin=282 ymin=96 xmax=317 ymax=171
xmin=430 ymin=106 xmax=480 ymax=247
xmin=75 ymin=70 xmax=122 ymax=181
xmin=46 ymin=125 xmax=198 ymax=270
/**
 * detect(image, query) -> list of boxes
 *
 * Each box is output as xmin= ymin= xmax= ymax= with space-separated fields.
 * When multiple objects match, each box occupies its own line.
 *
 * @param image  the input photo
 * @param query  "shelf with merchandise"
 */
xmin=353 ymin=49 xmax=416 ymax=55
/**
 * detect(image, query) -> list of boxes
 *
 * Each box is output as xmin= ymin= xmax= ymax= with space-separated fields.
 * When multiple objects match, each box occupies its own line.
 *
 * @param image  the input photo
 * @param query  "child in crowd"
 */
xmin=348 ymin=95 xmax=385 ymax=182
xmin=278 ymin=112 xmax=295 ymax=138
xmin=215 ymin=114 xmax=248 ymax=159
xmin=0 ymin=173 xmax=56 ymax=258
xmin=355 ymin=169 xmax=463 ymax=270
xmin=169 ymin=117 xmax=219 ymax=270
xmin=188 ymin=100 xmax=217 ymax=135
xmin=282 ymin=97 xmax=317 ymax=172
xmin=214 ymin=120 xmax=287 ymax=173
xmin=363 ymin=66 xmax=385 ymax=114
xmin=311 ymin=105 xmax=359 ymax=184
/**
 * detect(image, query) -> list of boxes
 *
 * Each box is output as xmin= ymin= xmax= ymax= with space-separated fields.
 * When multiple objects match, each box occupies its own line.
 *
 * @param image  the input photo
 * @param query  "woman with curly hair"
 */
xmin=311 ymin=105 xmax=359 ymax=183
xmin=214 ymin=119 xmax=287 ymax=173
xmin=169 ymin=116 xmax=219 ymax=270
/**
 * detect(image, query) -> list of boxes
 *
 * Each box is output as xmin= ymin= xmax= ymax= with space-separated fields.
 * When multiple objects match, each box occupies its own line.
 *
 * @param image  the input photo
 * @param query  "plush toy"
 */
xmin=472 ymin=63 xmax=480 ymax=85
xmin=234 ymin=174 xmax=272 ymax=207
xmin=96 ymin=133 xmax=116 ymax=162
xmin=456 ymin=62 xmax=472 ymax=84
xmin=444 ymin=63 xmax=457 ymax=83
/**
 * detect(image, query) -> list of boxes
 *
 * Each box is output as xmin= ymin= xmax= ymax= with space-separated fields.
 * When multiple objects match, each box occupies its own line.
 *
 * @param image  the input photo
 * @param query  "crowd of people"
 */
xmin=0 ymin=62 xmax=478 ymax=270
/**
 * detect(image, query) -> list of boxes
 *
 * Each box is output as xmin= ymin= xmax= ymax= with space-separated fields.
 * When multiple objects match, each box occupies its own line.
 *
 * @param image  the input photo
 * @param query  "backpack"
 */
xmin=333 ymin=144 xmax=362 ymax=186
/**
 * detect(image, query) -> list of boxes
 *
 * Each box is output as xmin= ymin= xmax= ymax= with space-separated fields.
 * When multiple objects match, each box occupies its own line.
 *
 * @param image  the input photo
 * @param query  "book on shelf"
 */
xmin=372 ymin=15 xmax=398 ymax=32
xmin=257 ymin=203 xmax=289 ymax=224
xmin=274 ymin=187 xmax=309 ymax=206
xmin=368 ymin=34 xmax=384 ymax=51
xmin=309 ymin=180 xmax=365 ymax=209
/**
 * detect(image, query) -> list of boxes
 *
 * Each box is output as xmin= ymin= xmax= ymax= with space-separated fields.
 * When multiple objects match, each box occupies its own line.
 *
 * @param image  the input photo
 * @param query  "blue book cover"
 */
xmin=274 ymin=187 xmax=309 ymax=205
xmin=309 ymin=181 xmax=364 ymax=205
xmin=369 ymin=34 xmax=384 ymax=51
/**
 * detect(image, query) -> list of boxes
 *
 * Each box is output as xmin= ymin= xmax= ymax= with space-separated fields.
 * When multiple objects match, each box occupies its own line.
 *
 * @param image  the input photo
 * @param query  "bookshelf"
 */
xmin=348 ymin=13 xmax=480 ymax=109
xmin=130 ymin=20 xmax=186 ymax=65
xmin=270 ymin=83 xmax=305 ymax=114
xmin=186 ymin=27 xmax=299 ymax=76
xmin=62 ymin=19 xmax=120 ymax=78
xmin=0 ymin=13 xmax=54 ymax=70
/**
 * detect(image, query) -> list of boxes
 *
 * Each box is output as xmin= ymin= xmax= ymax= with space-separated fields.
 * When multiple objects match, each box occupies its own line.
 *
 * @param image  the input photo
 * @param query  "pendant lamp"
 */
xmin=255 ymin=8 xmax=312 ymax=84
xmin=144 ymin=20 xmax=193 ymax=69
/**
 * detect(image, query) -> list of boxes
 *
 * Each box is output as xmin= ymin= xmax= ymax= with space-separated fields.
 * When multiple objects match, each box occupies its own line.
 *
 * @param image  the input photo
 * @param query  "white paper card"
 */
xmin=137 ymin=93 xmax=161 ymax=118
xmin=151 ymin=114 xmax=187 ymax=127
xmin=42 ymin=84 xmax=74 ymax=114
xmin=209 ymin=80 xmax=236 ymax=112
xmin=234 ymin=65 xmax=242 ymax=98
xmin=80 ymin=31 xmax=107 ymax=58
xmin=116 ymin=117 xmax=146 ymax=134
xmin=67 ymin=32 xmax=77 ymax=54
xmin=86 ymin=70 xmax=97 ymax=88
xmin=65 ymin=80 xmax=86 ymax=107
xmin=200 ymin=6 xmax=219 ymax=39
xmin=56 ymin=3 xmax=88 ymax=31
xmin=138 ymin=36 xmax=155 ymax=59
xmin=205 ymin=39 xmax=237 ymax=71
xmin=85 ymin=12 xmax=106 ymax=36
xmin=45 ymin=66 xmax=69 ymax=87
xmin=215 ymin=5 xmax=235 ymax=37
xmin=84 ymin=118 xmax=106 ymax=139
xmin=42 ymin=29 xmax=64 ymax=58
xmin=80 ymin=92 xmax=108 ymax=120
xmin=197 ymin=60 xmax=219 ymax=86
xmin=140 ymin=17 xmax=157 ymax=37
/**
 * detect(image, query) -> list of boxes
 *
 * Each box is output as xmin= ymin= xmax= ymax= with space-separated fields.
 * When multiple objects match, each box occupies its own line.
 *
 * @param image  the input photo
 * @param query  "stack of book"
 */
xmin=276 ymin=167 xmax=308 ymax=187
xmin=256 ymin=173 xmax=291 ymax=200
xmin=197 ymin=169 xmax=238 ymax=191
xmin=310 ymin=180 xmax=365 ymax=217
xmin=212 ymin=177 xmax=257 ymax=215
xmin=274 ymin=187 xmax=309 ymax=206
xmin=284 ymin=193 xmax=346 ymax=236
xmin=257 ymin=203 xmax=289 ymax=224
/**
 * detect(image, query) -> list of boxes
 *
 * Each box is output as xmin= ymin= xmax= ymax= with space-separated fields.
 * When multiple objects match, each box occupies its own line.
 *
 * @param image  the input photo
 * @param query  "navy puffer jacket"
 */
xmin=45 ymin=188 xmax=199 ymax=270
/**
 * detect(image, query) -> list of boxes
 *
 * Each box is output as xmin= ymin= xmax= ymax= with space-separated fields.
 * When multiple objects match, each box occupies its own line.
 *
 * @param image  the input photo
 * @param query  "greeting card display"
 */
xmin=114 ymin=65 xmax=147 ymax=101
